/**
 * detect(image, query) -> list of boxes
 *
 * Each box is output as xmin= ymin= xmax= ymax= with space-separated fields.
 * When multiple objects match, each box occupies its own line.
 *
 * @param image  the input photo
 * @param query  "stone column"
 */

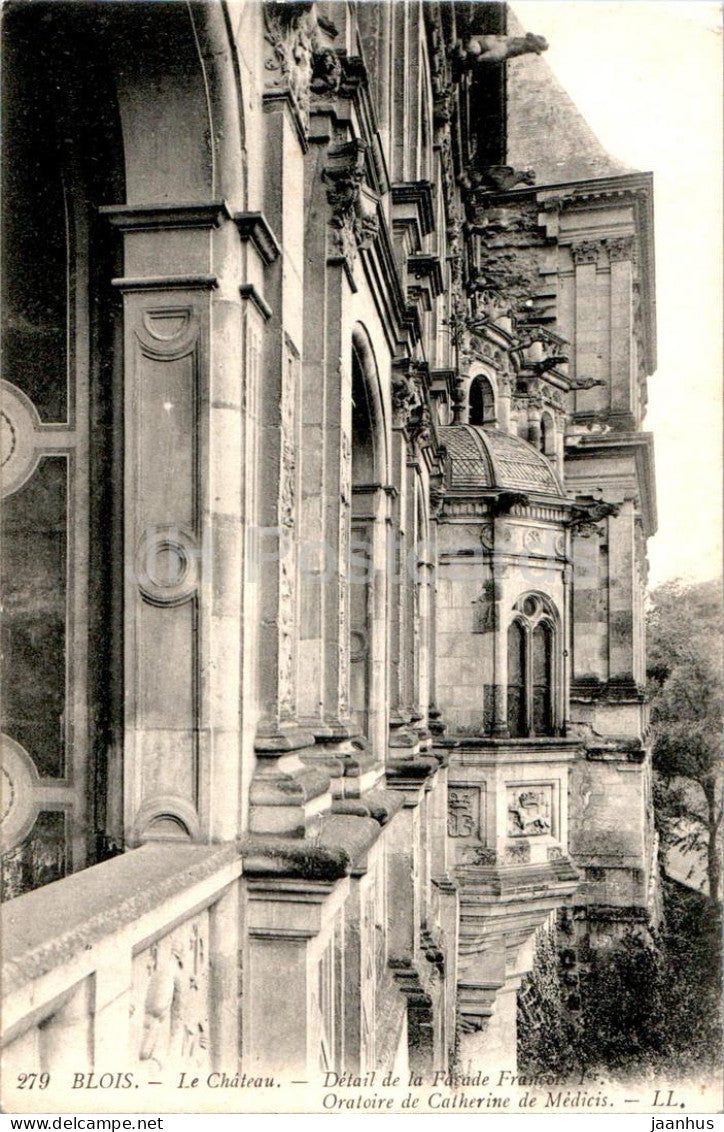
xmin=491 ymin=552 xmax=509 ymax=737
xmin=297 ymin=125 xmax=333 ymax=742
xmin=497 ymin=375 xmax=512 ymax=434
xmin=350 ymin=484 xmax=392 ymax=778
xmin=527 ymin=409 xmax=541 ymax=451
xmin=386 ymin=787 xmax=423 ymax=962
xmin=246 ymin=74 xmax=333 ymax=836
xmin=388 ymin=413 xmax=413 ymax=741
xmin=406 ymin=459 xmax=422 ymax=725
xmin=417 ymin=532 xmax=435 ymax=740
xmin=427 ymin=489 xmax=445 ymax=736
xmin=562 ymin=558 xmax=574 ymax=730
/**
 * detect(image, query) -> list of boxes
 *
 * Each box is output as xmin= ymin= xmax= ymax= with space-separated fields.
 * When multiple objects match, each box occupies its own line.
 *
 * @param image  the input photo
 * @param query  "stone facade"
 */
xmin=1 ymin=0 xmax=657 ymax=1084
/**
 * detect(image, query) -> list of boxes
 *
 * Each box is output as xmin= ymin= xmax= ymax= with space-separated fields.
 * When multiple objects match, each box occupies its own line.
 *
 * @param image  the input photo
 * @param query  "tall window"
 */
xmin=507 ymin=621 xmax=527 ymax=737
xmin=1 ymin=6 xmax=122 ymax=899
xmin=469 ymin=375 xmax=496 ymax=426
xmin=349 ymin=346 xmax=376 ymax=739
xmin=506 ymin=595 xmax=557 ymax=737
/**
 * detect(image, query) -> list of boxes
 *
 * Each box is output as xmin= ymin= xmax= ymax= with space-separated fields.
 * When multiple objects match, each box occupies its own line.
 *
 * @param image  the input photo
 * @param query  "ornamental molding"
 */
xmin=234 ymin=212 xmax=281 ymax=265
xmin=570 ymin=239 xmax=603 ymax=266
xmin=263 ymin=2 xmax=344 ymax=141
xmin=606 ymin=235 xmax=636 ymax=263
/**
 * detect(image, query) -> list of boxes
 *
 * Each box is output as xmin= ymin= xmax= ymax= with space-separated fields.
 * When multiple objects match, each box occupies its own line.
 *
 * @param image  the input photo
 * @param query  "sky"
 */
xmin=512 ymin=0 xmax=723 ymax=590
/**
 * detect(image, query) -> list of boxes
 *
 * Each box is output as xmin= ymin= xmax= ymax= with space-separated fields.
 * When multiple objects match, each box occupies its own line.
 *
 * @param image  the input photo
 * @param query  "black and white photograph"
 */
xmin=0 ymin=0 xmax=721 ymax=1122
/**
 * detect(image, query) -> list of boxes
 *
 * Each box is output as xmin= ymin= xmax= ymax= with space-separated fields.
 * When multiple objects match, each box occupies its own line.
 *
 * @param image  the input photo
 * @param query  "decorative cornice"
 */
xmin=239 ymin=284 xmax=272 ymax=321
xmin=407 ymin=253 xmax=444 ymax=298
xmin=99 ymin=201 xmax=230 ymax=231
xmin=565 ymin=430 xmax=657 ymax=536
xmin=390 ymin=181 xmax=435 ymax=238
xmin=111 ymin=274 xmax=219 ymax=292
xmin=234 ymin=212 xmax=281 ymax=265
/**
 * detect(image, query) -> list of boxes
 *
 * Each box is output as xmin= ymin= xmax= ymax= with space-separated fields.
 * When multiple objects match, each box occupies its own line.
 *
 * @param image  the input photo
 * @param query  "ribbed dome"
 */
xmin=437 ymin=425 xmax=564 ymax=496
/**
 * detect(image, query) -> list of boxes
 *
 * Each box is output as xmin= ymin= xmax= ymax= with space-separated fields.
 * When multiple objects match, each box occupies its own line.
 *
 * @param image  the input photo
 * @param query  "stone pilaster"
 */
xmin=571 ymin=239 xmax=603 ymax=416
xmin=101 ymin=201 xmax=249 ymax=845
xmin=608 ymin=236 xmax=635 ymax=417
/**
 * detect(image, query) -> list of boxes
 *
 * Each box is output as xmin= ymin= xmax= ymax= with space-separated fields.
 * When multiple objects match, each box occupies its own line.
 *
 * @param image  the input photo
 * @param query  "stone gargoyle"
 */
xmin=457 ymin=32 xmax=549 ymax=66
xmin=568 ymin=375 xmax=607 ymax=390
xmin=467 ymin=165 xmax=537 ymax=192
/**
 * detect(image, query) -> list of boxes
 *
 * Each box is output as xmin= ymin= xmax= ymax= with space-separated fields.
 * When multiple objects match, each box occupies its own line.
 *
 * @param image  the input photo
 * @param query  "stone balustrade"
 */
xmin=1 ymin=843 xmax=242 ymax=1097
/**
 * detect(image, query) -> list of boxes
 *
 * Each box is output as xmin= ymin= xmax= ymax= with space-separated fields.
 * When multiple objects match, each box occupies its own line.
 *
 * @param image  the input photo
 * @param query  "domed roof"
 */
xmin=437 ymin=425 xmax=564 ymax=496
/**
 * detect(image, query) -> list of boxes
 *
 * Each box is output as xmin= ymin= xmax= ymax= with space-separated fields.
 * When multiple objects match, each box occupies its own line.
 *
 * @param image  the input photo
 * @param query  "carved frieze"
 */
xmin=469 ymin=246 xmax=541 ymax=313
xmin=278 ymin=344 xmax=299 ymax=720
xmin=464 ymin=846 xmax=497 ymax=867
xmin=504 ymin=840 xmax=531 ymax=863
xmin=311 ymin=47 xmax=343 ymax=96
xmin=390 ymin=358 xmax=428 ymax=433
xmin=264 ymin=5 xmax=348 ymax=137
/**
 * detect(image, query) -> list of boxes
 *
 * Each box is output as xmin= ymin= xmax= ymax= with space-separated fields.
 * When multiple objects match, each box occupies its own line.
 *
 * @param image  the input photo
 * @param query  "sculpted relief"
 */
xmin=133 ymin=911 xmax=211 ymax=1075
xmin=507 ymin=787 xmax=553 ymax=837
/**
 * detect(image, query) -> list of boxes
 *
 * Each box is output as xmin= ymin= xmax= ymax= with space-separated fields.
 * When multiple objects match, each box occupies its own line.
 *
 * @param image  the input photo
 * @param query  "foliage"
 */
xmin=517 ymin=922 xmax=579 ymax=1078
xmin=517 ymin=882 xmax=722 ymax=1080
xmin=646 ymin=578 xmax=723 ymax=901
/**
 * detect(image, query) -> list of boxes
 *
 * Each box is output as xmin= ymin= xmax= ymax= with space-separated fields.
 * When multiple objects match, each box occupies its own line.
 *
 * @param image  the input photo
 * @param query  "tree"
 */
xmin=646 ymin=578 xmax=723 ymax=902
xmin=517 ymin=883 xmax=722 ymax=1080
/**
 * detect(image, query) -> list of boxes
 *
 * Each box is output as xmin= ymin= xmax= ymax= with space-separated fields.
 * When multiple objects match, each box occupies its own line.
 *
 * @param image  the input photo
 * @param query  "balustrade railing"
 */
xmin=1 ymin=842 xmax=242 ymax=1100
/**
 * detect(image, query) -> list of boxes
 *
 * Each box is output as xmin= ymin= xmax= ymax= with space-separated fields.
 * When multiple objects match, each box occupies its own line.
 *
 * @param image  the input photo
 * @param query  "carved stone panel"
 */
xmin=132 ymin=908 xmax=211 ymax=1074
xmin=506 ymin=785 xmax=553 ymax=837
xmin=263 ymin=3 xmax=316 ymax=135
xmin=447 ymin=785 xmax=483 ymax=840
xmin=124 ymin=294 xmax=207 ymax=840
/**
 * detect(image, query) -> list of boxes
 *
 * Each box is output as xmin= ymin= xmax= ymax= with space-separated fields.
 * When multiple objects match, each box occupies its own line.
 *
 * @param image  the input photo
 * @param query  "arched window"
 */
xmin=349 ymin=333 xmax=386 ymax=747
xmin=532 ymin=621 xmax=553 ymax=734
xmin=469 ymin=375 xmax=496 ymax=426
xmin=350 ymin=348 xmax=375 ymax=740
xmin=507 ymin=595 xmax=558 ymax=737
xmin=507 ymin=620 xmax=527 ymax=738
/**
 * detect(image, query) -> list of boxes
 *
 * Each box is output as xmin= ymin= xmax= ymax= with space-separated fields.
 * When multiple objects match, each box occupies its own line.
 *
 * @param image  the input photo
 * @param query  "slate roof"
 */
xmin=505 ymin=8 xmax=634 ymax=185
xmin=438 ymin=425 xmax=564 ymax=496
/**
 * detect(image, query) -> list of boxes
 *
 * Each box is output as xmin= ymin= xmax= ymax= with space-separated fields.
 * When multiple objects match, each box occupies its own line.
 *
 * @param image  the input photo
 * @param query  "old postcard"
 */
xmin=1 ymin=0 xmax=721 ymax=1122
